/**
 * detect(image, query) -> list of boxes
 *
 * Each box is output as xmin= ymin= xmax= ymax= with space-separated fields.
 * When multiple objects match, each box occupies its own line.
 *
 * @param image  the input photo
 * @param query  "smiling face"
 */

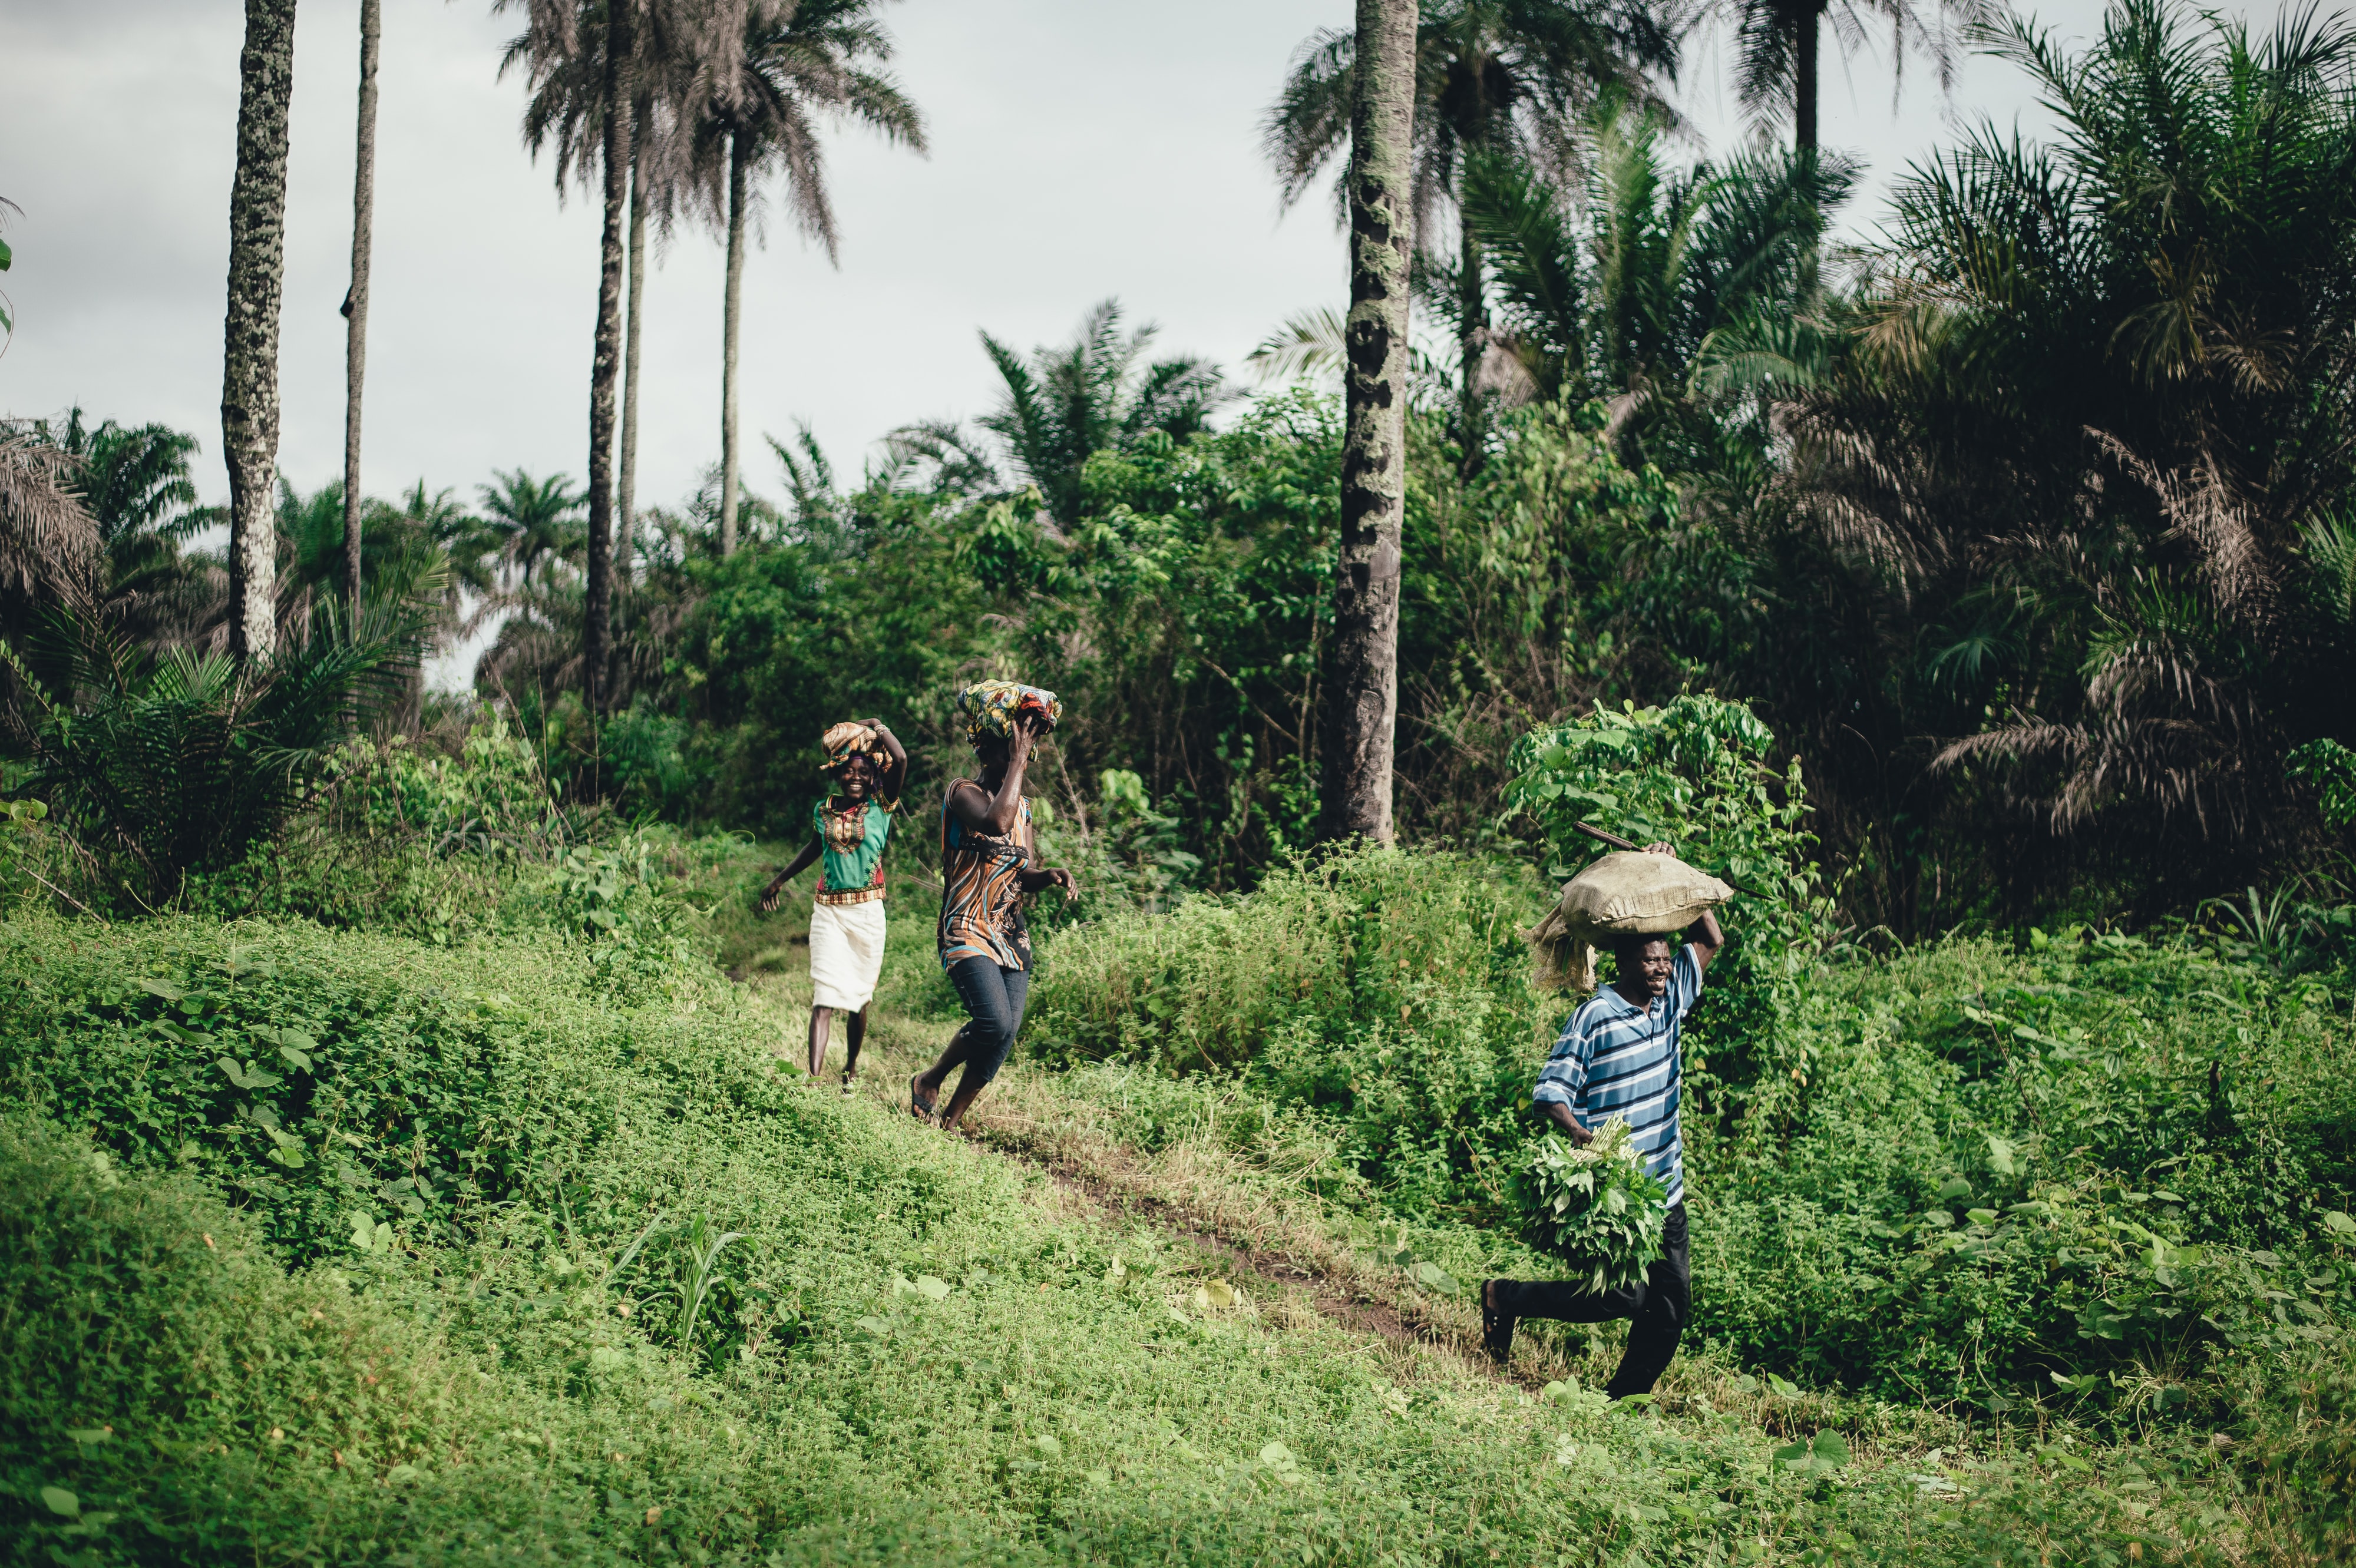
xmin=1614 ymin=937 xmax=1674 ymax=1003
xmin=835 ymin=753 xmax=875 ymax=800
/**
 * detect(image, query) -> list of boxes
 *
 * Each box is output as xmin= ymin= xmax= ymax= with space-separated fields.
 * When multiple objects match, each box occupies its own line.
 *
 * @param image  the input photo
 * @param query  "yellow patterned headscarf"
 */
xmin=818 ymin=720 xmax=875 ymax=773
xmin=956 ymin=680 xmax=1062 ymax=742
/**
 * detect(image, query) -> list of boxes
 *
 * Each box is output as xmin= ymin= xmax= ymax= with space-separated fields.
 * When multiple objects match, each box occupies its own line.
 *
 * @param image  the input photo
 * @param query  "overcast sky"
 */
xmin=4 ymin=0 xmax=2176 ymax=523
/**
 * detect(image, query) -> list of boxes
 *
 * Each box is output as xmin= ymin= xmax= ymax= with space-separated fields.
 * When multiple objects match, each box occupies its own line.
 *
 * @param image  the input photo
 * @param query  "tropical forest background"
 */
xmin=2 ymin=0 xmax=2355 ymax=1562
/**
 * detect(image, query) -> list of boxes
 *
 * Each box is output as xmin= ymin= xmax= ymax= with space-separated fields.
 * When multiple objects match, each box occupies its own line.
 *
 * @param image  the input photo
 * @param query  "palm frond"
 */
xmin=1243 ymin=307 xmax=1350 ymax=386
xmin=0 ymin=431 xmax=100 ymax=601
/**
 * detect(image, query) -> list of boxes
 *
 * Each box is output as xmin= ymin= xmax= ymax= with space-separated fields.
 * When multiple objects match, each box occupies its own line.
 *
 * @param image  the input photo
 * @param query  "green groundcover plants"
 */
xmin=7 ymin=908 xmax=2338 ymax=1563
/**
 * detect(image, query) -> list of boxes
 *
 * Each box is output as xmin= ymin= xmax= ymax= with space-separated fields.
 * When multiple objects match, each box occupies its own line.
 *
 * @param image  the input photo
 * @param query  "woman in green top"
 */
xmin=759 ymin=719 xmax=907 ymax=1090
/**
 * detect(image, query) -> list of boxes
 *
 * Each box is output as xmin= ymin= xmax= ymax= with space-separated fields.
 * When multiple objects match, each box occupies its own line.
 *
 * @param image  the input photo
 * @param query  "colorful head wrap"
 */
xmin=819 ymin=720 xmax=877 ymax=773
xmin=956 ymin=680 xmax=1062 ymax=742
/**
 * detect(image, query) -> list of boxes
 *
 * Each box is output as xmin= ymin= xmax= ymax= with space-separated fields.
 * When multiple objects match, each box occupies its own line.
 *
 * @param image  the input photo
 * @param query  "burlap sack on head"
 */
xmin=1526 ymin=851 xmax=1734 ymax=993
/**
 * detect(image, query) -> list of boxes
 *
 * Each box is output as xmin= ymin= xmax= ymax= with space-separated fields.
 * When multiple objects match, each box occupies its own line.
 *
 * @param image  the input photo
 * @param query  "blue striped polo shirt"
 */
xmin=1532 ymin=945 xmax=1702 ymax=1209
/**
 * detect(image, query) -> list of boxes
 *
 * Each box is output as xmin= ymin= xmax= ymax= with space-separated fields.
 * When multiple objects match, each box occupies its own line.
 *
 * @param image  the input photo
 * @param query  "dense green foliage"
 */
xmin=0 ymin=701 xmax=2346 ymax=1555
xmin=2 ymin=909 xmax=2276 ymax=1567
xmin=1023 ymin=842 xmax=2356 ymax=1420
xmin=5 ymin=0 xmax=2356 ymax=1556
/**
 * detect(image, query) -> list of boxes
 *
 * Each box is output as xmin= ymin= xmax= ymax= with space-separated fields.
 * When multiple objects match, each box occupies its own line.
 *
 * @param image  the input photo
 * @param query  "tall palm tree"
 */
xmin=1265 ymin=0 xmax=1680 ymax=454
xmin=619 ymin=48 xmax=705 ymax=582
xmin=1772 ymin=0 xmax=2356 ymax=860
xmin=1700 ymin=0 xmax=1985 ymax=155
xmin=477 ymin=468 xmax=588 ymax=589
xmin=343 ymin=0 xmax=383 ymax=623
xmin=498 ymin=0 xmax=741 ymax=713
xmin=1324 ymin=0 xmax=1419 ymax=846
xmin=963 ymin=298 xmax=1231 ymax=526
xmin=693 ymin=0 xmax=925 ymax=555
xmin=617 ymin=102 xmax=652 ymax=581
xmin=222 ymin=0 xmax=302 ymax=664
xmin=1457 ymin=95 xmax=1855 ymax=467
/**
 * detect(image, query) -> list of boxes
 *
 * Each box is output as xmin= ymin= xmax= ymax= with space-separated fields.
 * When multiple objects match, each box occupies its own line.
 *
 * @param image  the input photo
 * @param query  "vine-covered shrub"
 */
xmin=1031 ymin=847 xmax=2356 ymax=1408
xmin=0 ymin=914 xmax=630 ymax=1261
xmin=1024 ymin=845 xmax=1551 ymax=1210
xmin=1503 ymin=693 xmax=1829 ymax=1082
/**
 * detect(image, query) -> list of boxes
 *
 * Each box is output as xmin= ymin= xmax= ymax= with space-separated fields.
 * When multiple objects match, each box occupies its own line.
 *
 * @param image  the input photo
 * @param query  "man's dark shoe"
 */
xmin=1480 ymin=1279 xmax=1516 ymax=1364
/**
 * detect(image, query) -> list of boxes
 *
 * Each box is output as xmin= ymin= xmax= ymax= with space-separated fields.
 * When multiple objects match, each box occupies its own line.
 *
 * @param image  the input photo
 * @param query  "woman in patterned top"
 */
xmin=910 ymin=682 xmax=1076 ymax=1130
xmin=758 ymin=719 xmax=907 ymax=1091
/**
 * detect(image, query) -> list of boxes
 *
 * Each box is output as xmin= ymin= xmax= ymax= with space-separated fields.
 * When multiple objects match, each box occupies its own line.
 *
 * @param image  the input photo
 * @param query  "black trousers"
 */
xmin=1493 ymin=1203 xmax=1688 ymax=1397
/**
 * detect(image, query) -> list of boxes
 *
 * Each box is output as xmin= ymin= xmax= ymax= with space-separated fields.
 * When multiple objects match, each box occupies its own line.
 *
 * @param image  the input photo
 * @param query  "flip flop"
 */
xmin=1479 ymin=1279 xmax=1516 ymax=1364
xmin=909 ymin=1074 xmax=938 ymax=1121
xmin=840 ymin=1071 xmax=857 ymax=1098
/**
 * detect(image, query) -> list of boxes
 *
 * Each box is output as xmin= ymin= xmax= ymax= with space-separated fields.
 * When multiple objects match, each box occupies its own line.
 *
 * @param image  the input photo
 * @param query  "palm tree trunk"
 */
xmin=1458 ymin=220 xmax=1486 ymax=476
xmin=222 ymin=0 xmax=300 ymax=665
xmin=1320 ymin=0 xmax=1417 ymax=846
xmin=719 ymin=130 xmax=748 ymax=557
xmin=618 ymin=105 xmax=648 ymax=583
xmin=1795 ymin=0 xmax=1820 ymax=155
xmin=584 ymin=15 xmax=634 ymax=717
xmin=343 ymin=0 xmax=381 ymax=626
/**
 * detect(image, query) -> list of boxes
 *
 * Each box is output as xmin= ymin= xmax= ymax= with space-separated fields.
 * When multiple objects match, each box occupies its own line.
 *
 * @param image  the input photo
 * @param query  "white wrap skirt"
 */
xmin=808 ymin=899 xmax=888 ymax=1012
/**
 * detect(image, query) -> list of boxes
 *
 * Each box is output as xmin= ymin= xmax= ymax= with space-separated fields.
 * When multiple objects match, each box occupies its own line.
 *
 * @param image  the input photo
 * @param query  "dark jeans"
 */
xmin=1494 ymin=1203 xmax=1688 ymax=1397
xmin=944 ymin=957 xmax=1030 ymax=1091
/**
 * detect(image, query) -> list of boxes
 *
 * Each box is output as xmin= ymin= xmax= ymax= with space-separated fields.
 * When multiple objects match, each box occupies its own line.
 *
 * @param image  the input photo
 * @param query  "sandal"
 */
xmin=1479 ymin=1279 xmax=1516 ymax=1364
xmin=840 ymin=1070 xmax=857 ymax=1097
xmin=909 ymin=1073 xmax=939 ymax=1122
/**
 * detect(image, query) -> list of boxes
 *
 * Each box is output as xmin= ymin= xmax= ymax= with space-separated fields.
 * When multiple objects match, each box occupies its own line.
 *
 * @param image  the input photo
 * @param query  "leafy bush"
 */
xmin=4 ymin=605 xmax=424 ymax=905
xmin=316 ymin=714 xmax=559 ymax=852
xmin=1030 ymin=846 xmax=2356 ymax=1413
xmin=1516 ymin=1122 xmax=1671 ymax=1291
xmin=603 ymin=702 xmax=702 ymax=821
xmin=1502 ymin=693 xmax=1829 ymax=1082
xmin=2287 ymin=736 xmax=2356 ymax=831
xmin=1504 ymin=693 xmax=1815 ymax=903
xmin=1026 ymin=844 xmax=1551 ymax=1210
xmin=183 ymin=717 xmax=561 ymax=940
xmin=1692 ymin=927 xmax=2356 ymax=1407
xmin=533 ymin=832 xmax=709 ymax=999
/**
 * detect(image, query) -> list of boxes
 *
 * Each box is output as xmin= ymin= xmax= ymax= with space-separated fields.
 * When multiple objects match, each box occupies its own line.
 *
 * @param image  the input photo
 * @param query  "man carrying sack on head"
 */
xmin=1480 ymin=842 xmax=1730 ymax=1396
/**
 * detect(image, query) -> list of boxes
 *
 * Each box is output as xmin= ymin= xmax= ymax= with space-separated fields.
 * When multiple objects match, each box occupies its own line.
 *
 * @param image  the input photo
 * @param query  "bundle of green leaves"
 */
xmin=1518 ymin=1120 xmax=1670 ymax=1292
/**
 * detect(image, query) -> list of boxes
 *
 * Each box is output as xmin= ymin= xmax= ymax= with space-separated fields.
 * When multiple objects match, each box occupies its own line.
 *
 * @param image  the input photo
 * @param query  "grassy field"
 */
xmin=0 ymin=838 xmax=2347 ymax=1564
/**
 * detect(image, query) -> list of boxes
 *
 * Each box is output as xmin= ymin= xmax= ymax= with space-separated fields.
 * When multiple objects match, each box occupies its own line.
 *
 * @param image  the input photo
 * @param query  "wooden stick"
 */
xmin=1574 ymin=821 xmax=1640 ymax=851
